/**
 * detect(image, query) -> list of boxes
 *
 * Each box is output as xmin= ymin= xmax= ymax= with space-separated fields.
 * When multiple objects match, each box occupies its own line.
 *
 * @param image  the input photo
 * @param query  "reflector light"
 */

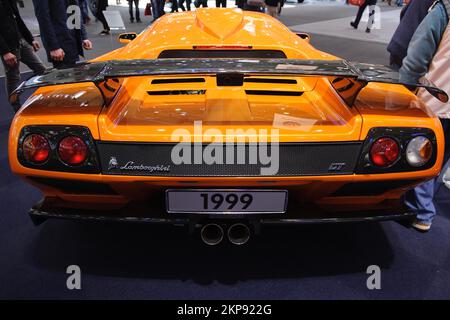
xmin=406 ymin=136 xmax=433 ymax=167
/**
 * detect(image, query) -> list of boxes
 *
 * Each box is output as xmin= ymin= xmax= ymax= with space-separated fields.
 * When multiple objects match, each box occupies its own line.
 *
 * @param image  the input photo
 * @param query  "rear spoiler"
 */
xmin=10 ymin=58 xmax=448 ymax=106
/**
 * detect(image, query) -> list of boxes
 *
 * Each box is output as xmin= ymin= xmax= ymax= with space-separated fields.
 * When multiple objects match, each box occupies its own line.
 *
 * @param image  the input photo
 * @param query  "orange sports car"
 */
xmin=8 ymin=8 xmax=448 ymax=245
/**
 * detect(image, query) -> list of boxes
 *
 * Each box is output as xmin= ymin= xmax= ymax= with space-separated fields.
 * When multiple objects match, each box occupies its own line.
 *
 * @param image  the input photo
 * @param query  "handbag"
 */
xmin=348 ymin=0 xmax=365 ymax=6
xmin=145 ymin=2 xmax=152 ymax=16
xmin=247 ymin=0 xmax=265 ymax=7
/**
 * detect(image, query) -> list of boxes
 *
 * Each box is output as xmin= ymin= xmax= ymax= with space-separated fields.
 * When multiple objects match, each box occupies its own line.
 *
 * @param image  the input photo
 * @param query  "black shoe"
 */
xmin=350 ymin=21 xmax=357 ymax=29
xmin=130 ymin=18 xmax=135 ymax=23
xmin=99 ymin=30 xmax=110 ymax=35
xmin=366 ymin=28 xmax=371 ymax=33
xmin=137 ymin=19 xmax=142 ymax=23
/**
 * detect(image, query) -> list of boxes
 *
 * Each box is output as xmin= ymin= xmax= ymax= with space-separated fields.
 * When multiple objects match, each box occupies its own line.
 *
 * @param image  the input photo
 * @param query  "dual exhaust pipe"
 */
xmin=200 ymin=223 xmax=251 ymax=246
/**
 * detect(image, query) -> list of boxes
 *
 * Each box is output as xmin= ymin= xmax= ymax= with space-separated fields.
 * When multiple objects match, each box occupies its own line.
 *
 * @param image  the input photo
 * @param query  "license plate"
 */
xmin=166 ymin=189 xmax=288 ymax=214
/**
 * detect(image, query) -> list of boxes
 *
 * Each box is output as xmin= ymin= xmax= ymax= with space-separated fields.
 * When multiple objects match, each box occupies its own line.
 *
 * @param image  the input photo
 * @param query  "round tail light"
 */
xmin=58 ymin=136 xmax=88 ymax=166
xmin=22 ymin=134 xmax=50 ymax=164
xmin=406 ymin=136 xmax=433 ymax=167
xmin=370 ymin=137 xmax=399 ymax=167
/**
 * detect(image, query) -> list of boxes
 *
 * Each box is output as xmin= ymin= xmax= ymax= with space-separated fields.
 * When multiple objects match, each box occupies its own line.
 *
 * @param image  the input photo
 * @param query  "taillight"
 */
xmin=22 ymin=134 xmax=50 ymax=164
xmin=58 ymin=136 xmax=88 ymax=166
xmin=370 ymin=137 xmax=399 ymax=167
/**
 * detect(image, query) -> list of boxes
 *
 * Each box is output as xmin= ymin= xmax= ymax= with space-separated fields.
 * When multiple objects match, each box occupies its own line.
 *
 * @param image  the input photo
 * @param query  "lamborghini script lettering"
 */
xmin=170 ymin=121 xmax=280 ymax=176
xmin=108 ymin=157 xmax=171 ymax=173
xmin=120 ymin=162 xmax=171 ymax=172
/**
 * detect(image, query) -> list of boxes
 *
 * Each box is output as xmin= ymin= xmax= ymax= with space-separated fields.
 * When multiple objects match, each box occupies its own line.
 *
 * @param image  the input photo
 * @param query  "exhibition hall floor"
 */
xmin=1 ymin=1 xmax=450 ymax=299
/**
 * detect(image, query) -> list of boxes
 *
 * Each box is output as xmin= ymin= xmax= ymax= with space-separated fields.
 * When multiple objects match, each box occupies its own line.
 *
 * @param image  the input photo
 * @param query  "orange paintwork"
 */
xmin=8 ymin=9 xmax=445 ymax=215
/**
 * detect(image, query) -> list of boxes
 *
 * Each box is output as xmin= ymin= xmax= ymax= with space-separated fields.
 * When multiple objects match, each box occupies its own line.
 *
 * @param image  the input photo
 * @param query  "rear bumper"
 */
xmin=28 ymin=199 xmax=416 ymax=226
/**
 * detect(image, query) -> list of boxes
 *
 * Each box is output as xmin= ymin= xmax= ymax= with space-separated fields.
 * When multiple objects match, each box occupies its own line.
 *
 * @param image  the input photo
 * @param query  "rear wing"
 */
xmin=10 ymin=59 xmax=448 ymax=106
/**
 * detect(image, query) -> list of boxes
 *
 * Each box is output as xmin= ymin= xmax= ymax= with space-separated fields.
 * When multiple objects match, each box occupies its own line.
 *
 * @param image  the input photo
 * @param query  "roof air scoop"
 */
xmin=195 ymin=8 xmax=244 ymax=40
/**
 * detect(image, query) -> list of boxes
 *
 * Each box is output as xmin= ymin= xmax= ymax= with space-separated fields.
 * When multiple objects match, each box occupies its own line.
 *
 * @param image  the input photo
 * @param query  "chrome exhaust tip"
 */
xmin=227 ymin=223 xmax=251 ymax=246
xmin=200 ymin=224 xmax=224 ymax=246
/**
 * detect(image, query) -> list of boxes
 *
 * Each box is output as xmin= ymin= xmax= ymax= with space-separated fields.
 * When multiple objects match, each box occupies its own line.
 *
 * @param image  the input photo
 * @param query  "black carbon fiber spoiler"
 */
xmin=10 ymin=59 xmax=448 ymax=106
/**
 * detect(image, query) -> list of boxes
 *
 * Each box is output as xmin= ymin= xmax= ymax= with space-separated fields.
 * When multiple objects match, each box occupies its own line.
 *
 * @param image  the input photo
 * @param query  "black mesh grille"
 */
xmin=97 ymin=142 xmax=362 ymax=177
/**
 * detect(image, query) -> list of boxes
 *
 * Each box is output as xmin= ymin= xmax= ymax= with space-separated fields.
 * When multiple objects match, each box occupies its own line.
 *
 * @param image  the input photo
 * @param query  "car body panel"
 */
xmin=94 ymin=9 xmax=336 ymax=62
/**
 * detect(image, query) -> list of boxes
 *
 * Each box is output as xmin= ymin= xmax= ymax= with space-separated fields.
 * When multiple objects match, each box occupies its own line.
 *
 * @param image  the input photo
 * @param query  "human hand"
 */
xmin=50 ymin=48 xmax=65 ymax=62
xmin=82 ymin=40 xmax=93 ymax=50
xmin=31 ymin=41 xmax=40 ymax=52
xmin=3 ymin=52 xmax=18 ymax=67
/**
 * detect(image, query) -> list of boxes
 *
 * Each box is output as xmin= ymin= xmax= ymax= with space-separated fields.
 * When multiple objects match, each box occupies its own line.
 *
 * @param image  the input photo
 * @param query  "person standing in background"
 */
xmin=157 ymin=0 xmax=166 ymax=17
xmin=278 ymin=0 xmax=285 ymax=15
xmin=0 ymin=0 xmax=46 ymax=112
xmin=32 ymin=0 xmax=93 ymax=69
xmin=94 ymin=0 xmax=110 ymax=35
xmin=128 ymin=0 xmax=141 ymax=22
xmin=387 ymin=0 xmax=435 ymax=70
xmin=350 ymin=0 xmax=378 ymax=33
xmin=265 ymin=0 xmax=280 ymax=17
xmin=244 ymin=0 xmax=264 ymax=12
xmin=151 ymin=0 xmax=163 ymax=20
xmin=171 ymin=0 xmax=179 ymax=12
xmin=178 ymin=0 xmax=192 ymax=11
xmin=80 ymin=0 xmax=91 ymax=24
xmin=194 ymin=0 xmax=208 ymax=7
xmin=216 ymin=0 xmax=226 ymax=7
xmin=400 ymin=0 xmax=450 ymax=232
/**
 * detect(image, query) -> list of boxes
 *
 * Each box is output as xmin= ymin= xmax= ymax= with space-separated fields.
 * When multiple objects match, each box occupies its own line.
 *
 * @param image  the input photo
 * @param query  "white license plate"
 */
xmin=166 ymin=190 xmax=288 ymax=214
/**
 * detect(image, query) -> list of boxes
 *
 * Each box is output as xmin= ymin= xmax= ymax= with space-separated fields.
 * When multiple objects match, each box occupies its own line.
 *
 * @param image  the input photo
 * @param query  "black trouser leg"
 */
xmin=2 ymin=49 xmax=21 ymax=112
xmin=179 ymin=0 xmax=186 ymax=10
xmin=96 ymin=5 xmax=110 ymax=30
xmin=19 ymin=41 xmax=46 ymax=76
xmin=129 ymin=0 xmax=134 ymax=20
xmin=216 ymin=0 xmax=226 ymax=7
xmin=135 ymin=0 xmax=140 ymax=20
xmin=171 ymin=0 xmax=178 ymax=11
xmin=354 ymin=3 xmax=368 ymax=27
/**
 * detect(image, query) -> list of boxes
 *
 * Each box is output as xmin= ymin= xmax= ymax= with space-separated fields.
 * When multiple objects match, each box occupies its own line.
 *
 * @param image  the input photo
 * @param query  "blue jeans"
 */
xmin=79 ymin=0 xmax=90 ymax=23
xmin=404 ymin=118 xmax=450 ymax=224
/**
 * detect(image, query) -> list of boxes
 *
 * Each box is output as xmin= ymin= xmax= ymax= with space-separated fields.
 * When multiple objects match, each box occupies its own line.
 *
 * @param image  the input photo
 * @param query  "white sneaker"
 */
xmin=412 ymin=219 xmax=431 ymax=232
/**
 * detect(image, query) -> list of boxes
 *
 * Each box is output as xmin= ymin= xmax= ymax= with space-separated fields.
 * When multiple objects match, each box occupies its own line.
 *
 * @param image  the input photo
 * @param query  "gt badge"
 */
xmin=329 ymin=162 xmax=346 ymax=172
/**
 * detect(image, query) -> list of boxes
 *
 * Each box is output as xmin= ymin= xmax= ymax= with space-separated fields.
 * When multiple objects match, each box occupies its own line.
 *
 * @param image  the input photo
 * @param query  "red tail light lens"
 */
xmin=58 ymin=136 xmax=88 ymax=165
xmin=370 ymin=137 xmax=399 ymax=167
xmin=22 ymin=134 xmax=50 ymax=164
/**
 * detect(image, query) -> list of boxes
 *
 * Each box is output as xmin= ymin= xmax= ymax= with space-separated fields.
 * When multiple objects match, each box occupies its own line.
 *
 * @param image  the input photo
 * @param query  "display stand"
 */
xmin=103 ymin=10 xmax=127 ymax=48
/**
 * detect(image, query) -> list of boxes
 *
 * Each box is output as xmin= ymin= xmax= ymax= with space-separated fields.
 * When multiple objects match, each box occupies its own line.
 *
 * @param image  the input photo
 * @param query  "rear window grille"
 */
xmin=244 ymin=78 xmax=297 ymax=84
xmin=158 ymin=50 xmax=287 ymax=59
xmin=245 ymin=90 xmax=303 ymax=96
xmin=151 ymin=78 xmax=206 ymax=84
xmin=147 ymin=90 xmax=206 ymax=95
